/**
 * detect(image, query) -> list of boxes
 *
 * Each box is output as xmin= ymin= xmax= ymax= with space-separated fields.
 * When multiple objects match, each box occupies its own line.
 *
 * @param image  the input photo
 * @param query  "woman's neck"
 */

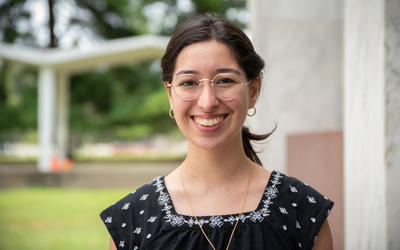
xmin=181 ymin=137 xmax=252 ymax=187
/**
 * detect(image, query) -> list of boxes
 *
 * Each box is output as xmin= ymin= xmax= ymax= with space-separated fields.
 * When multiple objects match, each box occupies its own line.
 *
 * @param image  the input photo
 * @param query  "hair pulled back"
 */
xmin=161 ymin=14 xmax=275 ymax=166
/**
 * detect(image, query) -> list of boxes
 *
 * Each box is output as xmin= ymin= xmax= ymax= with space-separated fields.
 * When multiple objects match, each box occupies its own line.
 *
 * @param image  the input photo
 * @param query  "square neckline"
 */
xmin=152 ymin=170 xmax=284 ymax=228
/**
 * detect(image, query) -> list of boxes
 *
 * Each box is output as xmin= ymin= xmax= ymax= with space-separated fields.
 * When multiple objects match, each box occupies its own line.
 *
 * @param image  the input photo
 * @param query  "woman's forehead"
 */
xmin=173 ymin=40 xmax=243 ymax=76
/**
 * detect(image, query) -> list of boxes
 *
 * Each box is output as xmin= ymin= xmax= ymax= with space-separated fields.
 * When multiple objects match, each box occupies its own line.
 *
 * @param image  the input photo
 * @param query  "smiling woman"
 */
xmin=100 ymin=14 xmax=334 ymax=250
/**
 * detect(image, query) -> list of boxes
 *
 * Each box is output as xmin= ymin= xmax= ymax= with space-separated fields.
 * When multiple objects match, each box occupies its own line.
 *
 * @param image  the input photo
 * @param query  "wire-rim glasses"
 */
xmin=166 ymin=73 xmax=253 ymax=101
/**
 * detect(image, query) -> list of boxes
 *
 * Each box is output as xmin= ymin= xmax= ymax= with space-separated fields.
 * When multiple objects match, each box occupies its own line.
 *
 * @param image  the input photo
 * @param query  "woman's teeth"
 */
xmin=194 ymin=117 xmax=223 ymax=127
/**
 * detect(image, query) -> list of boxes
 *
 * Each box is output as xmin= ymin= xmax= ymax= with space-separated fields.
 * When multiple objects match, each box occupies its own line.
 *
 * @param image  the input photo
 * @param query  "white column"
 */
xmin=38 ymin=67 xmax=56 ymax=172
xmin=344 ymin=0 xmax=400 ymax=248
xmin=56 ymin=72 xmax=69 ymax=161
xmin=385 ymin=0 xmax=400 ymax=248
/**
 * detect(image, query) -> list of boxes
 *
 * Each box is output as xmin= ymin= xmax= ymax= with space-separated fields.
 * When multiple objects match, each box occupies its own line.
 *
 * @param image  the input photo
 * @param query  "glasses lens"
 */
xmin=172 ymin=75 xmax=200 ymax=100
xmin=213 ymin=73 xmax=244 ymax=100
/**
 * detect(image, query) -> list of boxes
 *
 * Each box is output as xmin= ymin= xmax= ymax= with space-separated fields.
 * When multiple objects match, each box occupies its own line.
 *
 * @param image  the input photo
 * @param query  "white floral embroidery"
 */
xmin=140 ymin=194 xmax=149 ymax=201
xmin=187 ymin=217 xmax=195 ymax=227
xmin=147 ymin=216 xmax=157 ymax=223
xmin=198 ymin=219 xmax=206 ymax=226
xmin=307 ymin=196 xmax=316 ymax=204
xmin=249 ymin=211 xmax=263 ymax=222
xmin=311 ymin=217 xmax=316 ymax=223
xmin=133 ymin=227 xmax=141 ymax=234
xmin=146 ymin=234 xmax=152 ymax=239
xmin=260 ymin=207 xmax=271 ymax=217
xmin=133 ymin=246 xmax=138 ymax=250
xmin=292 ymin=202 xmax=297 ymax=207
xmin=121 ymin=223 xmax=126 ymax=228
xmin=119 ymin=241 xmax=125 ymax=247
xmin=282 ymin=224 xmax=287 ymax=230
xmin=298 ymin=242 xmax=302 ymax=248
xmin=152 ymin=172 xmax=283 ymax=228
xmin=279 ymin=207 xmax=288 ymax=215
xmin=290 ymin=186 xmax=298 ymax=193
xmin=122 ymin=203 xmax=130 ymax=210
xmin=265 ymin=186 xmax=278 ymax=199
xmin=158 ymin=192 xmax=170 ymax=206
xmin=296 ymin=220 xmax=301 ymax=229
xmin=104 ymin=216 xmax=112 ymax=223
xmin=168 ymin=214 xmax=185 ymax=227
xmin=139 ymin=210 xmax=144 ymax=215
xmin=226 ymin=216 xmax=238 ymax=225
xmin=209 ymin=216 xmax=224 ymax=228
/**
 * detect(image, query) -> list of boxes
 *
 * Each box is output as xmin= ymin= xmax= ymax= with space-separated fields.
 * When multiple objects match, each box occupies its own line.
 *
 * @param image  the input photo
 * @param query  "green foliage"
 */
xmin=0 ymin=63 xmax=37 ymax=138
xmin=0 ymin=187 xmax=130 ymax=250
xmin=69 ymin=61 xmax=173 ymax=141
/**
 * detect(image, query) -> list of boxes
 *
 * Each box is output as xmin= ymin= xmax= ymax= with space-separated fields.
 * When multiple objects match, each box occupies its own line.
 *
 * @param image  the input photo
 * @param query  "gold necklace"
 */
xmin=179 ymin=167 xmax=252 ymax=250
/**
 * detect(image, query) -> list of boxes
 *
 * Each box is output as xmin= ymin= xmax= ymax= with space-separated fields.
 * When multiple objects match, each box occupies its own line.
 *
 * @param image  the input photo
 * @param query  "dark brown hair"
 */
xmin=161 ymin=14 xmax=275 ymax=166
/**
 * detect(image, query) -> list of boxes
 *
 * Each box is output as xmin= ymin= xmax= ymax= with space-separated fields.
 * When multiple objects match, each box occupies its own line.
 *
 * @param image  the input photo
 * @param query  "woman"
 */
xmin=100 ymin=14 xmax=334 ymax=250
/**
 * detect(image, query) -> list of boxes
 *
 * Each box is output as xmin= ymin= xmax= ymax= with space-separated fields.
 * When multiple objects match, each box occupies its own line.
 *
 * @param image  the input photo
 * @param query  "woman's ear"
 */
xmin=249 ymin=76 xmax=261 ymax=108
xmin=164 ymin=81 xmax=173 ymax=99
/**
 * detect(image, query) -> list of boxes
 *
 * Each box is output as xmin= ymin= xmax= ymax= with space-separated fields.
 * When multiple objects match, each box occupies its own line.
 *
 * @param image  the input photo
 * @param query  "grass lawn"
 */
xmin=0 ymin=187 xmax=133 ymax=250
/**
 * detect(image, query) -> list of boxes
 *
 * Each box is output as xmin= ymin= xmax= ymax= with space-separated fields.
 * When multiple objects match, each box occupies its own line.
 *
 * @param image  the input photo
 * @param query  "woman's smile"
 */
xmin=191 ymin=113 xmax=228 ymax=131
xmin=194 ymin=116 xmax=223 ymax=127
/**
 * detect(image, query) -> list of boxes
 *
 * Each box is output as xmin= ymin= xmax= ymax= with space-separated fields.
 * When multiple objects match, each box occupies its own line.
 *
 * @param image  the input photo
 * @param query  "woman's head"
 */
xmin=161 ymin=14 xmax=274 ymax=165
xmin=161 ymin=14 xmax=265 ymax=84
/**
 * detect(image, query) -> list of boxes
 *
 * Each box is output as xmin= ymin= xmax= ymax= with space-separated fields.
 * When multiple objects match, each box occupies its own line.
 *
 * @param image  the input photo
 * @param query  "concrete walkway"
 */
xmin=0 ymin=162 xmax=178 ymax=188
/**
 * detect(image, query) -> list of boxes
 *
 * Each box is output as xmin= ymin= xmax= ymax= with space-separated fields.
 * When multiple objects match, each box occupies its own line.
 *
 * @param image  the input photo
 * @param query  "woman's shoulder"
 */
xmin=100 ymin=176 xmax=162 ymax=217
xmin=99 ymin=176 xmax=164 ymax=249
xmin=276 ymin=172 xmax=333 ymax=208
xmin=270 ymin=171 xmax=334 ymax=249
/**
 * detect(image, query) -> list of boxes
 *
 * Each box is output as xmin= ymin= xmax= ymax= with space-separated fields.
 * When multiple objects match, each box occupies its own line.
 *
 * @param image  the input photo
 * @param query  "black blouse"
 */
xmin=100 ymin=171 xmax=334 ymax=250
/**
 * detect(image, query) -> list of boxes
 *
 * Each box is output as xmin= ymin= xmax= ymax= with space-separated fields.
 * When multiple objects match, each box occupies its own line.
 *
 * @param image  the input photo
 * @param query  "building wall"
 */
xmin=247 ymin=0 xmax=343 ymax=173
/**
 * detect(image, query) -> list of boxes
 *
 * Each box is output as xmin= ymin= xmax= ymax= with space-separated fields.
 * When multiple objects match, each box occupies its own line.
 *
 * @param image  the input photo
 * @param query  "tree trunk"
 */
xmin=47 ymin=0 xmax=57 ymax=48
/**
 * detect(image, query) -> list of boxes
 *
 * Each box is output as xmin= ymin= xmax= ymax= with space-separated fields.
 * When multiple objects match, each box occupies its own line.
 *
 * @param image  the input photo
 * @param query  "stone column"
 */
xmin=385 ymin=1 xmax=400 ymax=248
xmin=247 ymin=0 xmax=343 ymax=172
xmin=55 ymin=71 xmax=69 ymax=161
xmin=38 ymin=66 xmax=56 ymax=172
xmin=344 ymin=0 xmax=400 ymax=248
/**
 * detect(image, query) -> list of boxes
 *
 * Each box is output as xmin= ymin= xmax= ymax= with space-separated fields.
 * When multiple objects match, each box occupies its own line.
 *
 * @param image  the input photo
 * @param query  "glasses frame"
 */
xmin=166 ymin=73 xmax=254 ymax=101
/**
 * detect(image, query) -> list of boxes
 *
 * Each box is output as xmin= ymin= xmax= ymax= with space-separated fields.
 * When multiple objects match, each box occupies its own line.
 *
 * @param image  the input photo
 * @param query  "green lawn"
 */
xmin=0 ymin=187 xmax=132 ymax=250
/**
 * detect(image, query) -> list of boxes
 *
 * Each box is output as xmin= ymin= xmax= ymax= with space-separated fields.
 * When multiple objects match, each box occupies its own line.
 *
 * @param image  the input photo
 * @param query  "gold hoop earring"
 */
xmin=247 ymin=107 xmax=256 ymax=117
xmin=169 ymin=108 xmax=175 ymax=119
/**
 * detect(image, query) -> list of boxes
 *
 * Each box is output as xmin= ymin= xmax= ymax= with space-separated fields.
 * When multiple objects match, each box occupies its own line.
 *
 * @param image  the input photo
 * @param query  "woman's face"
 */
xmin=166 ymin=40 xmax=260 ymax=150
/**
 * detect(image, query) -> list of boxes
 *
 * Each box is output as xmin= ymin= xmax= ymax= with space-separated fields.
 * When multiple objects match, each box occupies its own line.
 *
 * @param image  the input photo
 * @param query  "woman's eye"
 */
xmin=215 ymin=78 xmax=235 ymax=85
xmin=179 ymin=80 xmax=197 ymax=87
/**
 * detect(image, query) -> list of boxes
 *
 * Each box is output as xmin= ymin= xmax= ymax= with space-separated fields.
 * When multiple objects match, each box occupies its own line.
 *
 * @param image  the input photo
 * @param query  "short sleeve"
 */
xmin=100 ymin=191 xmax=141 ymax=250
xmin=278 ymin=175 xmax=334 ymax=249
xmin=289 ymin=178 xmax=334 ymax=249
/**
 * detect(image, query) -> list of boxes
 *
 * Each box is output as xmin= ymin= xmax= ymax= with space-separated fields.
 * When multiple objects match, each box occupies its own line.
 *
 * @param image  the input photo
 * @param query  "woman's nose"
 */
xmin=196 ymin=82 xmax=219 ymax=110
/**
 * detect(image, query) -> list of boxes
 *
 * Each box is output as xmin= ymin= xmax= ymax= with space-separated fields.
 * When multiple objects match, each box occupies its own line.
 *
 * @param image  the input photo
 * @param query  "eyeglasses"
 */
xmin=166 ymin=73 xmax=253 ymax=101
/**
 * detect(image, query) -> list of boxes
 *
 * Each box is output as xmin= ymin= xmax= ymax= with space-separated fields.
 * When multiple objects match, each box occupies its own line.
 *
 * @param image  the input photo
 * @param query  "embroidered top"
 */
xmin=100 ymin=171 xmax=334 ymax=250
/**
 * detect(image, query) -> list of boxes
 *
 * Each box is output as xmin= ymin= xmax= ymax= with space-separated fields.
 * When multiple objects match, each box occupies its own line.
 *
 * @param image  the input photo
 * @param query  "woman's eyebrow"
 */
xmin=175 ymin=68 xmax=241 ymax=76
xmin=176 ymin=70 xmax=199 ymax=76
xmin=215 ymin=68 xmax=241 ymax=75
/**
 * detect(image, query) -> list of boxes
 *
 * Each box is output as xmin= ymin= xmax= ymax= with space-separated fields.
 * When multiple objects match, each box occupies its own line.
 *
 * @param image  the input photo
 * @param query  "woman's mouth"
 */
xmin=194 ymin=116 xmax=223 ymax=127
